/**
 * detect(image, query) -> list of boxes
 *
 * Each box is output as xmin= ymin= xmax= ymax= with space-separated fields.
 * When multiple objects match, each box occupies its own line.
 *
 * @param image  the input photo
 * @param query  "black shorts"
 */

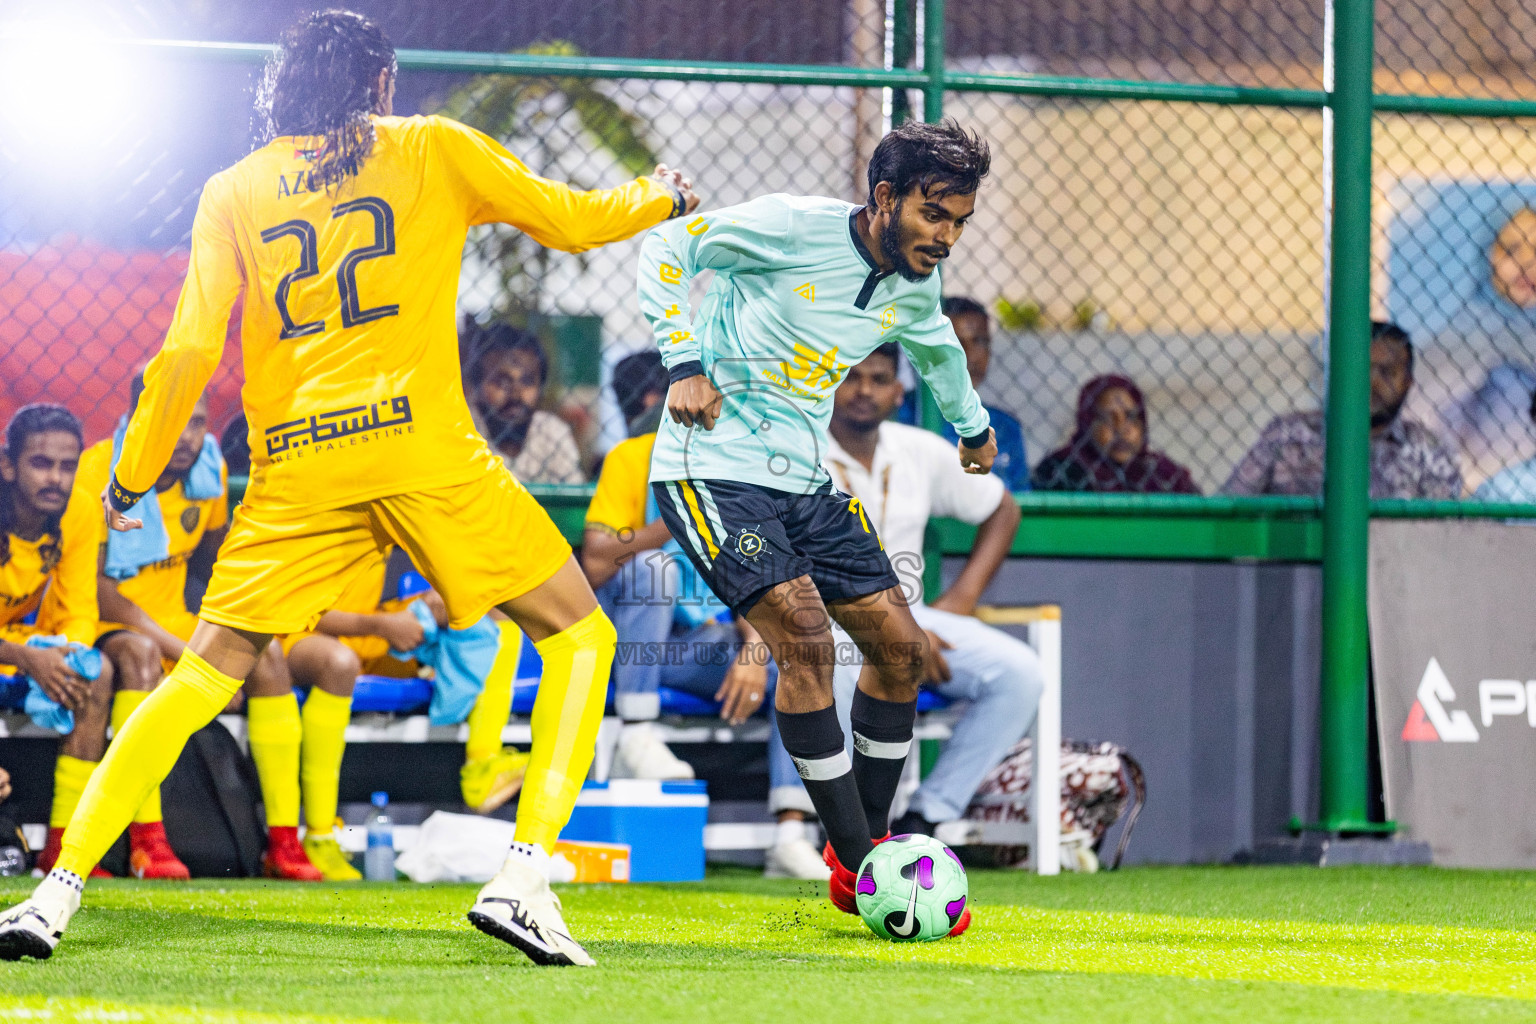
xmin=652 ymin=479 xmax=901 ymax=618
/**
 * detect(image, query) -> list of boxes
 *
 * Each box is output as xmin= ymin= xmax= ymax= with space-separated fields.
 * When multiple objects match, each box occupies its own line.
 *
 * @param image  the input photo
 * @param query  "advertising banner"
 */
xmin=1368 ymin=519 xmax=1536 ymax=867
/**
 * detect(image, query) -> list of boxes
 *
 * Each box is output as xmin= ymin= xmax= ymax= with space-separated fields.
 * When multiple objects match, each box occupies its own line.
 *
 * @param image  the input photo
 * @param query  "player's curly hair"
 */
xmin=866 ymin=119 xmax=990 ymax=205
xmin=0 ymin=404 xmax=83 ymax=570
xmin=256 ymin=10 xmax=397 ymax=192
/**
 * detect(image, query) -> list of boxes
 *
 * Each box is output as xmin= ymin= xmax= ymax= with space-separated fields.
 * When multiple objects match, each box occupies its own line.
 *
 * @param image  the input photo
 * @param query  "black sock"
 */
xmin=776 ymin=704 xmax=872 ymax=870
xmin=850 ymin=689 xmax=917 ymax=840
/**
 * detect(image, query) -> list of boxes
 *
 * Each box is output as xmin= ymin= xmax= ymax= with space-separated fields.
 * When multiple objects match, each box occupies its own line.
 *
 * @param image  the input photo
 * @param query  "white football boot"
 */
xmin=763 ymin=820 xmax=832 ymax=880
xmin=610 ymin=722 xmax=694 ymax=780
xmin=468 ymin=853 xmax=595 ymax=967
xmin=0 ymin=871 xmax=83 ymax=961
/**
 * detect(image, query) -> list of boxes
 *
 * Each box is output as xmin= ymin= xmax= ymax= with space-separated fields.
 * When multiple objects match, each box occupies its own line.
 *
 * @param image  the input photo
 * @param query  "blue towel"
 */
xmin=392 ymin=600 xmax=504 ymax=726
xmin=20 ymin=635 xmax=103 ymax=733
xmin=105 ymin=417 xmax=225 ymax=581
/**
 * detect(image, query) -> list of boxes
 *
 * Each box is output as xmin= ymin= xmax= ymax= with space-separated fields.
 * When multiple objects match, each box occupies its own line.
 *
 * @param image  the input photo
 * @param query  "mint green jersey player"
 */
xmin=637 ymin=193 xmax=990 ymax=494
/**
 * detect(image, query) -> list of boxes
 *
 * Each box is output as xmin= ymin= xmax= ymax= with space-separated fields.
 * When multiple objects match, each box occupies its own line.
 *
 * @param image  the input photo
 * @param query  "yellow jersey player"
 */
xmin=63 ymin=379 xmax=237 ymax=880
xmin=0 ymin=9 xmax=697 ymax=966
xmin=0 ymin=406 xmax=114 ymax=878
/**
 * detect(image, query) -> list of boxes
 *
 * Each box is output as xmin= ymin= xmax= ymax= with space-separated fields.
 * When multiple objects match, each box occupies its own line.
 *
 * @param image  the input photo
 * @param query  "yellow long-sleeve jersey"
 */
xmin=114 ymin=114 xmax=678 ymax=514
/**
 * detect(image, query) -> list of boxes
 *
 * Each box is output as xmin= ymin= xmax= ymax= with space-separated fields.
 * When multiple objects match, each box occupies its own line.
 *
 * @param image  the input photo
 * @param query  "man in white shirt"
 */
xmin=825 ymin=343 xmax=1042 ymax=836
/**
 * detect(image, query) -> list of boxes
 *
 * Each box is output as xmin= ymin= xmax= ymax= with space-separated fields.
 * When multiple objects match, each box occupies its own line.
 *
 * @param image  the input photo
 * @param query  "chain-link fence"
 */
xmin=3 ymin=1 xmax=1536 ymax=503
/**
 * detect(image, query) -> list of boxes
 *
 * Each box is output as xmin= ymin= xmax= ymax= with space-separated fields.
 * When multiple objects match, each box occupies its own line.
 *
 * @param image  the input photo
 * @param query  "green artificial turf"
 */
xmin=1 ymin=866 xmax=1534 ymax=1022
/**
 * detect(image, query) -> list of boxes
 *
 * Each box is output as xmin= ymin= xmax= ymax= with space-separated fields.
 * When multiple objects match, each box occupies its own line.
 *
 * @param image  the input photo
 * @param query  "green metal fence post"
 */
xmin=1318 ymin=0 xmax=1375 ymax=832
xmin=891 ymin=0 xmax=917 ymax=125
xmin=916 ymin=0 xmax=947 ymax=435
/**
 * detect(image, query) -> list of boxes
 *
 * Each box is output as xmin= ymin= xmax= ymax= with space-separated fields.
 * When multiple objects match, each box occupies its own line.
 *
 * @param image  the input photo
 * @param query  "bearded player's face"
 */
xmin=879 ymin=185 xmax=975 ymax=283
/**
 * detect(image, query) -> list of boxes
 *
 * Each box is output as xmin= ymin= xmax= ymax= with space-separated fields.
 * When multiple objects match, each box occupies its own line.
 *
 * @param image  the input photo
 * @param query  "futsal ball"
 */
xmin=854 ymin=834 xmax=968 ymax=942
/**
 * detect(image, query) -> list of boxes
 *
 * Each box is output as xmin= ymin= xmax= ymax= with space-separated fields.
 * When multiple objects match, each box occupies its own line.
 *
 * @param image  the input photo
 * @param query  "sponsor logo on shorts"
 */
xmin=264 ymin=396 xmax=414 ymax=461
xmin=734 ymin=528 xmax=766 ymax=559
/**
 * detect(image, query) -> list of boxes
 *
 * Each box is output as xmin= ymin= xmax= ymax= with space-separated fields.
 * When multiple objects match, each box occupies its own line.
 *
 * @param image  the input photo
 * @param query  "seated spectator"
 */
xmin=1033 ymin=375 xmax=1200 ymax=493
xmin=1491 ymin=207 xmax=1536 ymax=310
xmin=463 ymin=321 xmax=584 ymax=483
xmin=254 ymin=544 xmax=529 ymax=881
xmin=581 ymin=350 xmax=829 ymax=880
xmin=1474 ymin=385 xmax=1536 ymax=502
xmin=1223 ymin=321 xmax=1462 ymax=498
xmin=0 ymin=405 xmax=117 ymax=878
xmin=825 ymin=344 xmax=1044 ymax=838
xmin=71 ymin=379 xmax=290 ymax=880
xmin=937 ymin=297 xmax=1030 ymax=491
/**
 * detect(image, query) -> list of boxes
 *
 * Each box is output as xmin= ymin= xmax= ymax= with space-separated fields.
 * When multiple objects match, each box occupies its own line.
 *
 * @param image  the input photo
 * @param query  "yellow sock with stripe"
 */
xmin=247 ymin=693 xmax=302 ymax=830
xmin=49 ymin=755 xmax=96 ymax=829
xmin=466 ymin=621 xmax=522 ymax=763
xmin=111 ymin=690 xmax=163 ymax=824
xmin=513 ymin=608 xmax=615 ymax=852
xmin=58 ymin=649 xmax=242 ymax=877
xmin=300 ymin=688 xmax=352 ymax=834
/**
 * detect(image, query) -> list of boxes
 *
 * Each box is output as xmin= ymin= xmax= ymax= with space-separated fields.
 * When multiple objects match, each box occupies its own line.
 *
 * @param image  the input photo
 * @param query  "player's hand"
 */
xmin=958 ymin=428 xmax=997 ymax=475
xmin=653 ymin=164 xmax=701 ymax=215
xmin=20 ymin=646 xmax=89 ymax=711
xmin=102 ymin=487 xmax=143 ymax=533
xmin=0 ymin=766 xmax=11 ymax=803
xmin=920 ymin=628 xmax=953 ymax=685
xmin=421 ymin=590 xmax=449 ymax=628
xmin=667 ymin=374 xmax=724 ymax=430
xmin=716 ymin=649 xmax=770 ymax=725
xmin=222 ymin=689 xmax=246 ymax=715
xmin=377 ymin=611 xmax=426 ymax=652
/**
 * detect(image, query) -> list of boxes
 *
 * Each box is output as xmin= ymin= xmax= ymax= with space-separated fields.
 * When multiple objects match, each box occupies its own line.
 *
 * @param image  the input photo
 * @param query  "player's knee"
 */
xmin=109 ymin=632 xmax=162 ymax=691
xmin=319 ymin=644 xmax=362 ymax=694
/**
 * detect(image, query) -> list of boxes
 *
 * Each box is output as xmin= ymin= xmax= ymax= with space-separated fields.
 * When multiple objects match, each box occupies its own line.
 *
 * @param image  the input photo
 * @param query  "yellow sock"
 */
xmin=59 ymin=649 xmax=241 ymax=877
xmin=513 ymin=608 xmax=615 ymax=853
xmin=49 ymin=755 xmax=96 ymax=829
xmin=466 ymin=621 xmax=522 ymax=764
xmin=111 ymin=690 xmax=163 ymax=824
xmin=300 ymin=688 xmax=352 ymax=834
xmin=247 ymin=693 xmax=302 ymax=830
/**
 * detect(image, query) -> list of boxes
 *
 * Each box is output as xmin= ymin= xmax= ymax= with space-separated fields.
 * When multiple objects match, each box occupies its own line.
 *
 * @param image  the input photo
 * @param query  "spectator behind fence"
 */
xmin=580 ymin=352 xmax=831 ymax=881
xmin=936 ymin=296 xmax=1029 ymax=491
xmin=1223 ymin=321 xmax=1462 ymax=499
xmin=1473 ymin=385 xmax=1536 ymax=502
xmin=463 ymin=320 xmax=585 ymax=484
xmin=826 ymin=344 xmax=1043 ymax=837
xmin=1032 ymin=374 xmax=1200 ymax=493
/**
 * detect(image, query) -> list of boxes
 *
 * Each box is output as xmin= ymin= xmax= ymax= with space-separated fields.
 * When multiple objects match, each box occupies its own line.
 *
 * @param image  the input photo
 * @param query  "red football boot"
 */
xmin=823 ymin=832 xmax=891 ymax=914
xmin=35 ymin=827 xmax=111 ymax=879
xmin=947 ymin=908 xmax=973 ymax=937
xmin=128 ymin=822 xmax=191 ymax=880
xmin=262 ymin=826 xmax=322 ymax=882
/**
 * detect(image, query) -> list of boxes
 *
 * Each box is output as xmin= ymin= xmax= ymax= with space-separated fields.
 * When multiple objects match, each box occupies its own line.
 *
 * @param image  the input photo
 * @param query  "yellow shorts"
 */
xmin=202 ymin=465 xmax=570 ymax=636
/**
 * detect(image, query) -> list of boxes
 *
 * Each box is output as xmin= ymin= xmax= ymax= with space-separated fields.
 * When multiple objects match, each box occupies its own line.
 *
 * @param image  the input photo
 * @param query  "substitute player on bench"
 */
xmin=640 ymin=120 xmax=992 ymax=936
xmin=0 ymin=9 xmax=696 ymax=967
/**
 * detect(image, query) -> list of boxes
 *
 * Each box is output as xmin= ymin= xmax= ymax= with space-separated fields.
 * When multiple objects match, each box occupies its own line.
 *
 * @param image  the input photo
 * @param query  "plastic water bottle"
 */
xmin=365 ymin=791 xmax=395 ymax=881
xmin=0 ymin=844 xmax=25 ymax=877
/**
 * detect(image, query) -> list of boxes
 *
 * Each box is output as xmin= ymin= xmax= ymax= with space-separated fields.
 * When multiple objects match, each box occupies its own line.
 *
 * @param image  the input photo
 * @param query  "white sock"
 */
xmin=774 ymin=818 xmax=807 ymax=847
xmin=38 ymin=868 xmax=83 ymax=910
xmin=506 ymin=840 xmax=552 ymax=880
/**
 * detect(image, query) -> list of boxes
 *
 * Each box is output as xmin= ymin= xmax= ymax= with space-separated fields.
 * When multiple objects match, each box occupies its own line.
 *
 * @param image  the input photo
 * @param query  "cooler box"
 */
xmin=562 ymin=779 xmax=708 ymax=882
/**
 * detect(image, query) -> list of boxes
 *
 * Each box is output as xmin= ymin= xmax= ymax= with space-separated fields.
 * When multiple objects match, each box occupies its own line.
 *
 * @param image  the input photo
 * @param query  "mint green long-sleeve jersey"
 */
xmin=636 ymin=193 xmax=990 ymax=494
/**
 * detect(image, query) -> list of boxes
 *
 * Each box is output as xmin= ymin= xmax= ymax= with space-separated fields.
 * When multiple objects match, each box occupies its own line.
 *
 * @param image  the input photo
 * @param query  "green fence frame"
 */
xmin=142 ymin=1 xmax=1536 ymax=833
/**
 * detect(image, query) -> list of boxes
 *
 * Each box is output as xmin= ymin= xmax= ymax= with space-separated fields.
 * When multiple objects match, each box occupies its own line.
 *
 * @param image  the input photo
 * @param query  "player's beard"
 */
xmin=879 ymin=199 xmax=942 ymax=283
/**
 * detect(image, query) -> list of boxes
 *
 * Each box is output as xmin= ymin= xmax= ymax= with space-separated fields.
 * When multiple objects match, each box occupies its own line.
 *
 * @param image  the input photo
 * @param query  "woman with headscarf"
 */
xmin=1031 ymin=374 xmax=1201 ymax=493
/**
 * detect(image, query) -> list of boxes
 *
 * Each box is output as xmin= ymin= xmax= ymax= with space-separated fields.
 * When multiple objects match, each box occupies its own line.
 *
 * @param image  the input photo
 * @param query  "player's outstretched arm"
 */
xmin=108 ymin=180 xmax=241 ymax=528
xmin=441 ymin=119 xmax=698 ymax=251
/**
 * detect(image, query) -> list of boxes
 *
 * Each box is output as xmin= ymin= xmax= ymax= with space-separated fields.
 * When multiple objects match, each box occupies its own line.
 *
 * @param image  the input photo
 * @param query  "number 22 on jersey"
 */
xmin=259 ymin=196 xmax=400 ymax=340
